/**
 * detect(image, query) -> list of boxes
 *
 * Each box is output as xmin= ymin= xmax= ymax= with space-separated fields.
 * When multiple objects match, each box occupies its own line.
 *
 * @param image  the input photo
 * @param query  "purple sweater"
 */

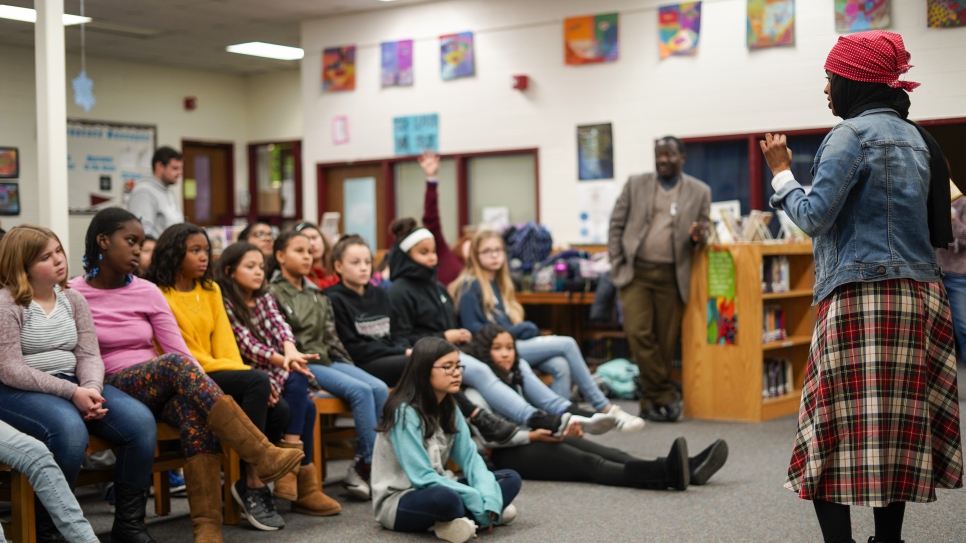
xmin=0 ymin=287 xmax=104 ymax=399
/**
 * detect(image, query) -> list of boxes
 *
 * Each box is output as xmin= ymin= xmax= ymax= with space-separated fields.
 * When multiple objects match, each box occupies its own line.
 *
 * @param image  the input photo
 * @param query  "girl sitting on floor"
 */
xmin=372 ymin=337 xmax=521 ymax=543
xmin=451 ymin=229 xmax=643 ymax=432
xmin=215 ymin=241 xmax=341 ymax=515
xmin=268 ymin=230 xmax=389 ymax=500
xmin=463 ymin=324 xmax=730 ymax=491
xmin=146 ymin=223 xmax=299 ymax=531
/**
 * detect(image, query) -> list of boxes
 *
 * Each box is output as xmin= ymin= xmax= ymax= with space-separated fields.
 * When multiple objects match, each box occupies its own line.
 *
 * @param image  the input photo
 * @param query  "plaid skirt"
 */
xmin=785 ymin=279 xmax=964 ymax=506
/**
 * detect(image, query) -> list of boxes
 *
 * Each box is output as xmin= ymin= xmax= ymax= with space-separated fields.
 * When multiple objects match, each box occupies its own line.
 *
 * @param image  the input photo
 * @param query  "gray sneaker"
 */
xmin=231 ymin=480 xmax=285 ymax=531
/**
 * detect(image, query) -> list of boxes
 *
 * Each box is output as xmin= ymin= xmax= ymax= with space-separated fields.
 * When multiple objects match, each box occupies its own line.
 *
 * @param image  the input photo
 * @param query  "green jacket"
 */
xmin=268 ymin=274 xmax=352 ymax=367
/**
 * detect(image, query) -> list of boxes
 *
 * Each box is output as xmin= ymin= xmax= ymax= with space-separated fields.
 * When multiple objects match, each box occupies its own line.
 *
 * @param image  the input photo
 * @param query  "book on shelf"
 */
xmin=762 ymin=304 xmax=787 ymax=343
xmin=761 ymin=255 xmax=790 ymax=293
xmin=763 ymin=358 xmax=794 ymax=399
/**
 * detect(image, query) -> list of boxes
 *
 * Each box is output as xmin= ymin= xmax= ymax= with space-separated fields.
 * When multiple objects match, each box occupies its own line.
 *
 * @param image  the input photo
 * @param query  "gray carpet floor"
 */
xmin=72 ymin=381 xmax=966 ymax=543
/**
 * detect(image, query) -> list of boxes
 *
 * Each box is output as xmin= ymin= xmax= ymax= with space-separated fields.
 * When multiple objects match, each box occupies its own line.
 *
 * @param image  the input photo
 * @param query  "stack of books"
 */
xmin=761 ymin=255 xmax=790 ymax=293
xmin=762 ymin=304 xmax=787 ymax=343
xmin=762 ymin=358 xmax=794 ymax=398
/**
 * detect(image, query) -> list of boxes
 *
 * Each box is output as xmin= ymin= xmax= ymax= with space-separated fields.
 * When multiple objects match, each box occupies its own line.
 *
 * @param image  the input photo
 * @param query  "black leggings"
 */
xmin=813 ymin=500 xmax=906 ymax=543
xmin=208 ymin=369 xmax=290 ymax=443
xmin=357 ymin=355 xmax=408 ymax=388
xmin=489 ymin=437 xmax=637 ymax=487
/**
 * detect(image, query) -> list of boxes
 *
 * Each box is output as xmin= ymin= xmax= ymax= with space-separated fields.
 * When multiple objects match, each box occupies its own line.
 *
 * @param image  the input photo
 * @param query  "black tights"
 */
xmin=490 ymin=437 xmax=636 ymax=486
xmin=813 ymin=500 xmax=906 ymax=543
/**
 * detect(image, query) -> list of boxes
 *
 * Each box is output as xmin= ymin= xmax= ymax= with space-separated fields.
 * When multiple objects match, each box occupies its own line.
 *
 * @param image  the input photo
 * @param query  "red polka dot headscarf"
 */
xmin=824 ymin=30 xmax=920 ymax=91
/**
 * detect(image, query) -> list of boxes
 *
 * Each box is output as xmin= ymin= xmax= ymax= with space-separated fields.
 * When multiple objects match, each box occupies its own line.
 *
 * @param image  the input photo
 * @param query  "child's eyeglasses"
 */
xmin=432 ymin=364 xmax=465 ymax=375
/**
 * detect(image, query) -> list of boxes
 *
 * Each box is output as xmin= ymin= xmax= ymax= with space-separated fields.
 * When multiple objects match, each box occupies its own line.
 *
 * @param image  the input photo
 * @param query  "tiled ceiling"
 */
xmin=0 ymin=0 xmax=434 ymax=74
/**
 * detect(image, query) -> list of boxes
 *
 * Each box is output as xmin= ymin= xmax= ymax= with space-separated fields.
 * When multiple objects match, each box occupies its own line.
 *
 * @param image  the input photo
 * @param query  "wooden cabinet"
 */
xmin=682 ymin=242 xmax=815 ymax=422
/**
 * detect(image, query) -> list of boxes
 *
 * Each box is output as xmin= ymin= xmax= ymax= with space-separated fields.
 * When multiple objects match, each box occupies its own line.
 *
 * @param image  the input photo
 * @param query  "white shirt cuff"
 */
xmin=771 ymin=170 xmax=796 ymax=193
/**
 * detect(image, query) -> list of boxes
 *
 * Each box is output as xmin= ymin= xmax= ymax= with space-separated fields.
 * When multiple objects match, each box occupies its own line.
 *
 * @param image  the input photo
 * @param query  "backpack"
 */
xmin=593 ymin=358 xmax=642 ymax=400
xmin=504 ymin=222 xmax=553 ymax=272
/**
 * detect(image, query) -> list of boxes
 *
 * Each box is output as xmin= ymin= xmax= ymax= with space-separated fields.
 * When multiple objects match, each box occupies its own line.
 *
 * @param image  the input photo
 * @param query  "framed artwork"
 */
xmin=564 ymin=13 xmax=619 ymax=65
xmin=381 ymin=39 xmax=414 ymax=87
xmin=659 ymin=3 xmax=702 ymax=59
xmin=928 ymin=0 xmax=966 ymax=28
xmin=0 ymin=183 xmax=20 ymax=215
xmin=835 ymin=0 xmax=890 ymax=32
xmin=0 ymin=147 xmax=19 ymax=179
xmin=747 ymin=0 xmax=795 ymax=49
xmin=322 ymin=46 xmax=356 ymax=92
xmin=577 ymin=123 xmax=614 ymax=180
xmin=440 ymin=32 xmax=475 ymax=80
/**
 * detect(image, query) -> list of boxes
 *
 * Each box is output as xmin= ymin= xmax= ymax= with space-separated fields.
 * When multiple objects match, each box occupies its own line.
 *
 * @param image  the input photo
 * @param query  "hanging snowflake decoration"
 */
xmin=73 ymin=70 xmax=96 ymax=112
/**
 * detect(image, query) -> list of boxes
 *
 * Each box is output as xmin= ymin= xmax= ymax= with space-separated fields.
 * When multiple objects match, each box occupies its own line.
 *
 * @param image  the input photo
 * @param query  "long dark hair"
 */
xmin=462 ymin=324 xmax=519 ymax=386
xmin=83 ymin=207 xmax=139 ymax=277
xmin=376 ymin=337 xmax=460 ymax=439
xmin=267 ymin=230 xmax=308 ymax=279
xmin=214 ymin=242 xmax=268 ymax=344
xmin=145 ymin=223 xmax=213 ymax=290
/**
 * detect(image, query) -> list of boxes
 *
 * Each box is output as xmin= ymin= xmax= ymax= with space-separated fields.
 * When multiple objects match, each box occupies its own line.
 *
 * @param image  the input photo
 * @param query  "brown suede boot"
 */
xmin=183 ymin=454 xmax=224 ymax=543
xmin=272 ymin=441 xmax=302 ymax=501
xmin=293 ymin=463 xmax=342 ymax=516
xmin=206 ymin=396 xmax=303 ymax=484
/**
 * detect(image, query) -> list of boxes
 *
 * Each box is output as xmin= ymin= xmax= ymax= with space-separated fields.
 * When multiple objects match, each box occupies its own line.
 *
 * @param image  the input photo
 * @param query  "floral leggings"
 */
xmin=106 ymin=354 xmax=225 ymax=458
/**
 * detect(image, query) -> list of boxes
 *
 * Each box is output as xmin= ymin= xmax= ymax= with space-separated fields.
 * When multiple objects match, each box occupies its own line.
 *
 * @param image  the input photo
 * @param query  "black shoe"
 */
xmin=642 ymin=400 xmax=683 ymax=423
xmin=35 ymin=504 xmax=67 ymax=543
xmin=689 ymin=439 xmax=729 ymax=485
xmin=622 ymin=437 xmax=690 ymax=491
xmin=664 ymin=437 xmax=690 ymax=491
xmin=470 ymin=409 xmax=519 ymax=444
xmin=527 ymin=412 xmax=568 ymax=436
xmin=110 ymin=481 xmax=158 ymax=543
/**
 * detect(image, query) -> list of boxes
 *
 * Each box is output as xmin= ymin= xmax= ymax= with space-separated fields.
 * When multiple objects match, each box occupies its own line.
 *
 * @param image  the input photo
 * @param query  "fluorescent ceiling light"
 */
xmin=0 ymin=5 xmax=91 ymax=25
xmin=227 ymin=42 xmax=304 ymax=61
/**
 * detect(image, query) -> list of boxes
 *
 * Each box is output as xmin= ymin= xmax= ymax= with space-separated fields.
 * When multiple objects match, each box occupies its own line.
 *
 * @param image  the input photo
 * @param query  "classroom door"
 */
xmin=182 ymin=141 xmax=234 ymax=226
xmin=320 ymin=165 xmax=388 ymax=249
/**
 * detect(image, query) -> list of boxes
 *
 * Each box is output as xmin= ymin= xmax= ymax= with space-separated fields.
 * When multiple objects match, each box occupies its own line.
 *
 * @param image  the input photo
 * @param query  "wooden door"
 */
xmin=320 ymin=165 xmax=388 ymax=249
xmin=182 ymin=141 xmax=234 ymax=226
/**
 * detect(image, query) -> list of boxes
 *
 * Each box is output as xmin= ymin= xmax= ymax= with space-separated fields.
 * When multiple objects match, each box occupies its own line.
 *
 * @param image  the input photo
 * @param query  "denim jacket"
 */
xmin=770 ymin=108 xmax=941 ymax=305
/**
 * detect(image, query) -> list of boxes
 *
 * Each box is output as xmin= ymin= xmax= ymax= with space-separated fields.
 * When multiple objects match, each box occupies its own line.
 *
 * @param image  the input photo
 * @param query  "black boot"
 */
xmin=689 ymin=439 xmax=729 ymax=485
xmin=623 ymin=437 xmax=689 ymax=491
xmin=527 ymin=412 xmax=570 ymax=437
xmin=35 ymin=503 xmax=67 ymax=543
xmin=469 ymin=409 xmax=519 ymax=444
xmin=111 ymin=480 xmax=158 ymax=543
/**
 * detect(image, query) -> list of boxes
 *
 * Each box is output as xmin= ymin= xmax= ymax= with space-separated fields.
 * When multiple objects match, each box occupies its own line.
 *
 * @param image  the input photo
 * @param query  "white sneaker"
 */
xmin=607 ymin=405 xmax=645 ymax=432
xmin=569 ymin=413 xmax=617 ymax=435
xmin=343 ymin=461 xmax=371 ymax=500
xmin=500 ymin=504 xmax=517 ymax=525
xmin=434 ymin=517 xmax=478 ymax=543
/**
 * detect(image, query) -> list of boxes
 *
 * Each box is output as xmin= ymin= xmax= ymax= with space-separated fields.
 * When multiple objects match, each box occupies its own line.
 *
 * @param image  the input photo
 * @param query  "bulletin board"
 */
xmin=67 ymin=119 xmax=156 ymax=212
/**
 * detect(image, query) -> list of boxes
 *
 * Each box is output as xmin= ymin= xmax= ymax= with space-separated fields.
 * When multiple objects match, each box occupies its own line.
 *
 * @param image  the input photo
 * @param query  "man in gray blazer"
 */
xmin=607 ymin=136 xmax=711 ymax=422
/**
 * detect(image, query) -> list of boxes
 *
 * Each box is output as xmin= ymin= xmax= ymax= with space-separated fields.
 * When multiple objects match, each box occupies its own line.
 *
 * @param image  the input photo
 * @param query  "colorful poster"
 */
xmin=322 ymin=45 xmax=356 ymax=92
xmin=393 ymin=114 xmax=439 ymax=156
xmin=381 ymin=39 xmax=413 ymax=87
xmin=747 ymin=0 xmax=795 ymax=49
xmin=659 ymin=3 xmax=702 ymax=59
xmin=707 ymin=249 xmax=737 ymax=345
xmin=564 ymin=13 xmax=619 ymax=65
xmin=835 ymin=0 xmax=890 ymax=32
xmin=928 ymin=0 xmax=966 ymax=27
xmin=440 ymin=32 xmax=475 ymax=80
xmin=577 ymin=123 xmax=614 ymax=180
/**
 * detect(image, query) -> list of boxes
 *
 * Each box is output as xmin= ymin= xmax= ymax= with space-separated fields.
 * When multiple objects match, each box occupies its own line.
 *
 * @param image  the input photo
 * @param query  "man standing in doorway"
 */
xmin=128 ymin=146 xmax=184 ymax=239
xmin=608 ymin=136 xmax=711 ymax=422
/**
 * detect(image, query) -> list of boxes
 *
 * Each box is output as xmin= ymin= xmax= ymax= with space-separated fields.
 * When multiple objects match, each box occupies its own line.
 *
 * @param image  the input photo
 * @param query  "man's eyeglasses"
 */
xmin=432 ymin=364 xmax=465 ymax=375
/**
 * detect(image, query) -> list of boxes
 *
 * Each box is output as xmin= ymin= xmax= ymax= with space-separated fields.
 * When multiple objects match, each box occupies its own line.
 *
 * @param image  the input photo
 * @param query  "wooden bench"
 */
xmin=0 ymin=423 xmax=241 ymax=543
xmin=312 ymin=393 xmax=357 ymax=482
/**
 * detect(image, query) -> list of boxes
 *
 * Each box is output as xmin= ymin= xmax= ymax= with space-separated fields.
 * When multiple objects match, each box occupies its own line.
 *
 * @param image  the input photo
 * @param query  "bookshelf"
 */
xmin=682 ymin=242 xmax=815 ymax=422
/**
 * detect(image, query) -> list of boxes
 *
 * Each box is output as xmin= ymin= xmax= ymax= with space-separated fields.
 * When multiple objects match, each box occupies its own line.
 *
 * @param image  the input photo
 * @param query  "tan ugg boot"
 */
xmin=206 ymin=396 xmax=303 ymax=483
xmin=292 ymin=463 xmax=342 ymax=516
xmin=183 ymin=454 xmax=224 ymax=543
xmin=272 ymin=441 xmax=302 ymax=501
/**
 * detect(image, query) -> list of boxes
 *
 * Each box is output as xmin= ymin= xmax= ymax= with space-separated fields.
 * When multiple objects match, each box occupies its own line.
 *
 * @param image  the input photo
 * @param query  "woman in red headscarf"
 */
xmin=761 ymin=31 xmax=963 ymax=543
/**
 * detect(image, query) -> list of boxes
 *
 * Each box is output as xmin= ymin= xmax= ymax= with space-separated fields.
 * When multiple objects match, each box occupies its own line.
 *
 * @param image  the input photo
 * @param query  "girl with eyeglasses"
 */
xmin=238 ymin=221 xmax=274 ymax=258
xmin=372 ymin=337 xmax=521 ymax=543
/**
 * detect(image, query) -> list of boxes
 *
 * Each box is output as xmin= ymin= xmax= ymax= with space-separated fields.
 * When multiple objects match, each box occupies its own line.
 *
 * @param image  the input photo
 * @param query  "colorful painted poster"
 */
xmin=381 ymin=40 xmax=413 ymax=87
xmin=564 ymin=13 xmax=619 ymax=65
xmin=322 ymin=46 xmax=355 ymax=92
xmin=928 ymin=0 xmax=966 ymax=27
xmin=440 ymin=32 xmax=475 ymax=80
xmin=835 ymin=0 xmax=890 ymax=32
xmin=747 ymin=0 xmax=795 ymax=49
xmin=393 ymin=114 xmax=439 ymax=156
xmin=707 ymin=249 xmax=737 ymax=345
xmin=577 ymin=123 xmax=614 ymax=180
xmin=659 ymin=3 xmax=702 ymax=59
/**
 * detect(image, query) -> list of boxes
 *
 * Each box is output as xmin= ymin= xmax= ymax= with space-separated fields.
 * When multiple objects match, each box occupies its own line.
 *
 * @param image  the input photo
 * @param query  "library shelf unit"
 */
xmin=682 ymin=241 xmax=815 ymax=422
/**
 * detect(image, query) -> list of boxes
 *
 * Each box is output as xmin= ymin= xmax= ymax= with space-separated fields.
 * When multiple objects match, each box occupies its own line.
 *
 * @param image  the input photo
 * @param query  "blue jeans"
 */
xmin=308 ymin=362 xmax=388 ymax=463
xmin=0 ymin=375 xmax=156 ymax=487
xmin=943 ymin=272 xmax=966 ymax=360
xmin=282 ymin=372 xmax=316 ymax=466
xmin=393 ymin=469 xmax=521 ymax=532
xmin=515 ymin=335 xmax=609 ymax=410
xmin=0 ymin=419 xmax=98 ymax=543
xmin=460 ymin=353 xmax=571 ymax=425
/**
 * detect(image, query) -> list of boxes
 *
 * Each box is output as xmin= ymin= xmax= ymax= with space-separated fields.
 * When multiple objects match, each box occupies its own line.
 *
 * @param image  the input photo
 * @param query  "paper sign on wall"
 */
xmin=393 ymin=114 xmax=439 ymax=156
xmin=707 ymin=249 xmax=737 ymax=345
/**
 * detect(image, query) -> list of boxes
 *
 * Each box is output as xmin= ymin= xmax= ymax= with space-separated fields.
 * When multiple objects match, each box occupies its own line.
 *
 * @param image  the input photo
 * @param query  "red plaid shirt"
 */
xmin=224 ymin=293 xmax=295 ymax=395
